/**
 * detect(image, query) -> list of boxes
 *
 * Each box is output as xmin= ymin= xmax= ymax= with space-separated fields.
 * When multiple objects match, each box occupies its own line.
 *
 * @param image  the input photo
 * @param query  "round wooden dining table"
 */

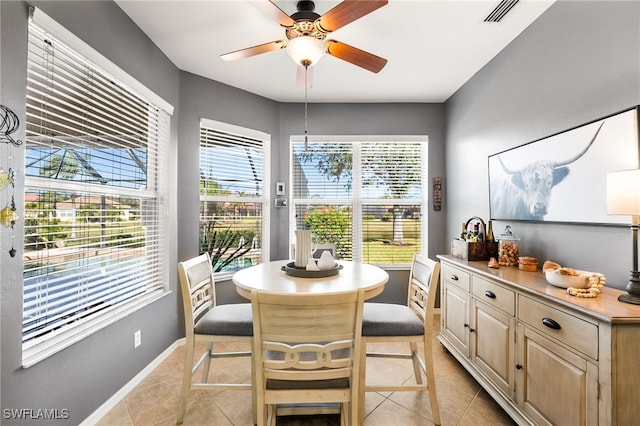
xmin=232 ymin=259 xmax=389 ymax=300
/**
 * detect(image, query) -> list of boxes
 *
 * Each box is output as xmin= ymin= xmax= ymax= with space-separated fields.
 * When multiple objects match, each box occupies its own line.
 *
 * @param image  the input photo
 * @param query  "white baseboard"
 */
xmin=80 ymin=338 xmax=185 ymax=425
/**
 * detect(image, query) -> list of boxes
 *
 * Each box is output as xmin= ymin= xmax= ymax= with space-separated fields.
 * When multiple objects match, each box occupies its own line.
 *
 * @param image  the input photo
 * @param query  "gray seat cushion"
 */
xmin=194 ymin=303 xmax=253 ymax=336
xmin=362 ymin=302 xmax=424 ymax=336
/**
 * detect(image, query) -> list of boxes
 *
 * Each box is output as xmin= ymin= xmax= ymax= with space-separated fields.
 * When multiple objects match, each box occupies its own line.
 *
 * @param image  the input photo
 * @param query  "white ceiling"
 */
xmin=115 ymin=0 xmax=554 ymax=103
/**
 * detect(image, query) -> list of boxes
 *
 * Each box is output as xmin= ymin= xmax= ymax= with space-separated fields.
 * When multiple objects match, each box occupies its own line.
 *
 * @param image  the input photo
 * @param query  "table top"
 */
xmin=232 ymin=260 xmax=389 ymax=300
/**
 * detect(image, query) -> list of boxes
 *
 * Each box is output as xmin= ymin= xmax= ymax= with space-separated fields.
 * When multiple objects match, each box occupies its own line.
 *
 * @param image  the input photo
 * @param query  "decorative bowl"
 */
xmin=545 ymin=269 xmax=590 ymax=289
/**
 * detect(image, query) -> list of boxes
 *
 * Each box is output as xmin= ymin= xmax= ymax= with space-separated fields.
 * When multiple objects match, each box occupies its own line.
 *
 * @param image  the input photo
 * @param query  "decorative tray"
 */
xmin=281 ymin=261 xmax=343 ymax=278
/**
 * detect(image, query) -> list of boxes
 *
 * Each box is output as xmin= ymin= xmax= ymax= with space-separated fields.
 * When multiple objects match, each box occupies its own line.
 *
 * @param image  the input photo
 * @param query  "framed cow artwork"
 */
xmin=488 ymin=105 xmax=640 ymax=224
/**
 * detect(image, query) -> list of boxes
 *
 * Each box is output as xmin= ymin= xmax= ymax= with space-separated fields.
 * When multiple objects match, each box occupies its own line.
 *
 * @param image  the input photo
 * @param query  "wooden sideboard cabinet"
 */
xmin=437 ymin=255 xmax=640 ymax=426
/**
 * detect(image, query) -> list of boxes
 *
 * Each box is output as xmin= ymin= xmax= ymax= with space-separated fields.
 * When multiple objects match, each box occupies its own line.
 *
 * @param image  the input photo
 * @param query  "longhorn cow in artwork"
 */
xmin=490 ymin=122 xmax=604 ymax=221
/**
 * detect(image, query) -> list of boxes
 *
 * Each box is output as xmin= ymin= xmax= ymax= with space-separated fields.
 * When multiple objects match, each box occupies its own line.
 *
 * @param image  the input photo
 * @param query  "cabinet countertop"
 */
xmin=437 ymin=254 xmax=640 ymax=324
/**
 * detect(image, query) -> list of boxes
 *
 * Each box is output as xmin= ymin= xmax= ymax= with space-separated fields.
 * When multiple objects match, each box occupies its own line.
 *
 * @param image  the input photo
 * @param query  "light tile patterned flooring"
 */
xmin=97 ymin=315 xmax=516 ymax=425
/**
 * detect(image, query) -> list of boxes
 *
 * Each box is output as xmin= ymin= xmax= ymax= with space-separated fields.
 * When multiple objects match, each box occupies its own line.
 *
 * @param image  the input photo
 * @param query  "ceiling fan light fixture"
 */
xmin=286 ymin=36 xmax=325 ymax=66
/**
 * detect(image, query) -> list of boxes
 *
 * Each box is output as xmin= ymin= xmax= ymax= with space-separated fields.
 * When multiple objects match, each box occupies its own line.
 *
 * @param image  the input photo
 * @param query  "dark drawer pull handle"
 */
xmin=484 ymin=290 xmax=496 ymax=299
xmin=542 ymin=317 xmax=561 ymax=330
xmin=450 ymin=275 xmax=459 ymax=281
xmin=516 ymin=364 xmax=523 ymax=370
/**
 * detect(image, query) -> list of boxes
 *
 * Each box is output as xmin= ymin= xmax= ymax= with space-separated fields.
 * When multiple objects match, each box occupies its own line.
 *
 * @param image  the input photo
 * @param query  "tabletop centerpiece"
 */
xmin=283 ymin=230 xmax=342 ymax=277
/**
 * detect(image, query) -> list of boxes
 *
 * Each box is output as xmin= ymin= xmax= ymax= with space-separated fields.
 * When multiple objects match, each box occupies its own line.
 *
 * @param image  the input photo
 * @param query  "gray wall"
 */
xmin=1 ymin=1 xmax=181 ymax=424
xmin=446 ymin=0 xmax=640 ymax=290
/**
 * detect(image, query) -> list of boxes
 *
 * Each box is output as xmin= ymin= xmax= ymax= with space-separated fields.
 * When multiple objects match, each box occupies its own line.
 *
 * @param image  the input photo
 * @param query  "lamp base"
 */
xmin=618 ymin=293 xmax=640 ymax=305
xmin=619 ymin=270 xmax=640 ymax=305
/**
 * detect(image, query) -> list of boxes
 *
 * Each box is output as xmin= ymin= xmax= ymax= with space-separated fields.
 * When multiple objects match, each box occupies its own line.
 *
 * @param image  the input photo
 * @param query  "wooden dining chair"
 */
xmin=251 ymin=288 xmax=365 ymax=426
xmin=176 ymin=253 xmax=253 ymax=424
xmin=360 ymin=254 xmax=441 ymax=425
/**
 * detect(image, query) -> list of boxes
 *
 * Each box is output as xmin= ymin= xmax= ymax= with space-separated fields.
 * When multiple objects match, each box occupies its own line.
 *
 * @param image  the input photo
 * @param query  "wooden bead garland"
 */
xmin=566 ymin=273 xmax=606 ymax=298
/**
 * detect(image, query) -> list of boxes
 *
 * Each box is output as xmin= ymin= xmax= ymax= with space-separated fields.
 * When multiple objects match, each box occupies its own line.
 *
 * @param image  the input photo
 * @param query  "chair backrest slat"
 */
xmin=263 ymin=340 xmax=354 ymax=372
xmin=178 ymin=253 xmax=216 ymax=334
xmin=407 ymin=254 xmax=441 ymax=325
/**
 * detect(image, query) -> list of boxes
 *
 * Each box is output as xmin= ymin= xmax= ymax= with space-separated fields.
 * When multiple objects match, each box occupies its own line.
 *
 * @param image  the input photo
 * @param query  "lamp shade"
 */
xmin=607 ymin=169 xmax=640 ymax=215
xmin=286 ymin=36 xmax=325 ymax=66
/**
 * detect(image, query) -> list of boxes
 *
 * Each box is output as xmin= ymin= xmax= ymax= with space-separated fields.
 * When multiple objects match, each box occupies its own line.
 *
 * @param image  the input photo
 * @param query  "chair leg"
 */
xmin=266 ymin=405 xmax=275 ymax=426
xmin=410 ymin=341 xmax=424 ymax=385
xmin=349 ymin=390 xmax=358 ymax=426
xmin=423 ymin=338 xmax=441 ymax=425
xmin=257 ymin=404 xmax=265 ymax=426
xmin=251 ymin=341 xmax=257 ymax=425
xmin=341 ymin=402 xmax=348 ymax=426
xmin=358 ymin=340 xmax=367 ymax=423
xmin=177 ymin=340 xmax=195 ymax=424
xmin=200 ymin=342 xmax=214 ymax=383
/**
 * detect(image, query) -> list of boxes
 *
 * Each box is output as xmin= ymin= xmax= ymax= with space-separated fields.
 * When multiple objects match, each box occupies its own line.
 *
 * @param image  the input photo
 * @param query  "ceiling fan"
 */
xmin=221 ymin=0 xmax=388 ymax=83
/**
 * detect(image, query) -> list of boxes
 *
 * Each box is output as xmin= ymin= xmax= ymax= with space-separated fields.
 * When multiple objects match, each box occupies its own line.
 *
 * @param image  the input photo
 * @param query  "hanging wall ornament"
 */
xmin=0 ymin=203 xmax=19 ymax=228
xmin=0 ymin=180 xmax=19 ymax=257
xmin=0 ymin=198 xmax=19 ymax=258
xmin=0 ymin=105 xmax=23 ymax=147
xmin=0 ymin=104 xmax=21 ymax=257
xmin=0 ymin=167 xmax=14 ymax=190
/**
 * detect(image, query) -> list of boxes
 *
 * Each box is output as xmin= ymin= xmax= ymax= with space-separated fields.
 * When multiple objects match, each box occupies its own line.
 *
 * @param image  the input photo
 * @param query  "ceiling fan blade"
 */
xmin=317 ymin=0 xmax=388 ymax=32
xmin=296 ymin=65 xmax=313 ymax=90
xmin=220 ymin=40 xmax=285 ymax=62
xmin=250 ymin=0 xmax=296 ymax=28
xmin=325 ymin=40 xmax=387 ymax=73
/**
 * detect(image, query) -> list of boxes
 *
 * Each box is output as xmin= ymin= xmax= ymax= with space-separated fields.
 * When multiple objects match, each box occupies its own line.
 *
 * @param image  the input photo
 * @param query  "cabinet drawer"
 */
xmin=518 ymin=295 xmax=598 ymax=359
xmin=472 ymin=277 xmax=515 ymax=316
xmin=442 ymin=263 xmax=470 ymax=291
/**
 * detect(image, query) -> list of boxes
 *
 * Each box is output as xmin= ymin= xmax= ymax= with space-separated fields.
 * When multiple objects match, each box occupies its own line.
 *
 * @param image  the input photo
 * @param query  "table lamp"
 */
xmin=607 ymin=169 xmax=640 ymax=304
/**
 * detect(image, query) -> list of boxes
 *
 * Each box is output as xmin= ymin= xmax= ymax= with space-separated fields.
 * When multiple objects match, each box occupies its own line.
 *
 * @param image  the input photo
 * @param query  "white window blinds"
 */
xmin=22 ymin=12 xmax=172 ymax=366
xmin=291 ymin=139 xmax=427 ymax=265
xmin=199 ymin=119 xmax=269 ymax=278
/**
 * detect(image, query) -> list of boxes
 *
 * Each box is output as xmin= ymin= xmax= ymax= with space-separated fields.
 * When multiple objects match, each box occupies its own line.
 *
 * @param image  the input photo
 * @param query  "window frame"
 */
xmin=21 ymin=8 xmax=173 ymax=367
xmin=199 ymin=118 xmax=270 ymax=281
xmin=289 ymin=135 xmax=428 ymax=269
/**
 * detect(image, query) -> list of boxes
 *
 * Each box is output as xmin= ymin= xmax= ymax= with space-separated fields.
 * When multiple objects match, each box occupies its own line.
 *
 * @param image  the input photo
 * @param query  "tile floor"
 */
xmin=97 ymin=314 xmax=516 ymax=425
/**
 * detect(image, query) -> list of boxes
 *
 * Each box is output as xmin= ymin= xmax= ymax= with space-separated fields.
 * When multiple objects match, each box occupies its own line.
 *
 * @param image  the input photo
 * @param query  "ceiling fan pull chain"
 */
xmin=304 ymin=62 xmax=309 ymax=150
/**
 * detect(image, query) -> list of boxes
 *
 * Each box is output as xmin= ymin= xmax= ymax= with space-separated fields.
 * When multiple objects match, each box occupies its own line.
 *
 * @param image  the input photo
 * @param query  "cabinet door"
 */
xmin=471 ymin=300 xmax=515 ymax=399
xmin=516 ymin=324 xmax=598 ymax=426
xmin=441 ymin=281 xmax=470 ymax=357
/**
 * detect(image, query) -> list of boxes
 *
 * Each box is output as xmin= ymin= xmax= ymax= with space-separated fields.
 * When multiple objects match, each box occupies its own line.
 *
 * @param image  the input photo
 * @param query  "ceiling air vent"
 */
xmin=484 ymin=0 xmax=519 ymax=23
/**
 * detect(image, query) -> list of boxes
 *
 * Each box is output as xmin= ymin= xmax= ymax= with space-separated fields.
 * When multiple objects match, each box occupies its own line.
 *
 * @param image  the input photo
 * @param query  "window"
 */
xmin=199 ymin=119 xmax=270 ymax=279
xmin=291 ymin=137 xmax=427 ymax=266
xmin=22 ymin=9 xmax=173 ymax=366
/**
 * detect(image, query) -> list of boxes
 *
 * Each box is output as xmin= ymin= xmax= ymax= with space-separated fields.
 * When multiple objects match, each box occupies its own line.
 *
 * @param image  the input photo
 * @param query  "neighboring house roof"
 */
xmin=24 ymin=193 xmax=40 ymax=203
xmin=50 ymin=196 xmax=131 ymax=210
